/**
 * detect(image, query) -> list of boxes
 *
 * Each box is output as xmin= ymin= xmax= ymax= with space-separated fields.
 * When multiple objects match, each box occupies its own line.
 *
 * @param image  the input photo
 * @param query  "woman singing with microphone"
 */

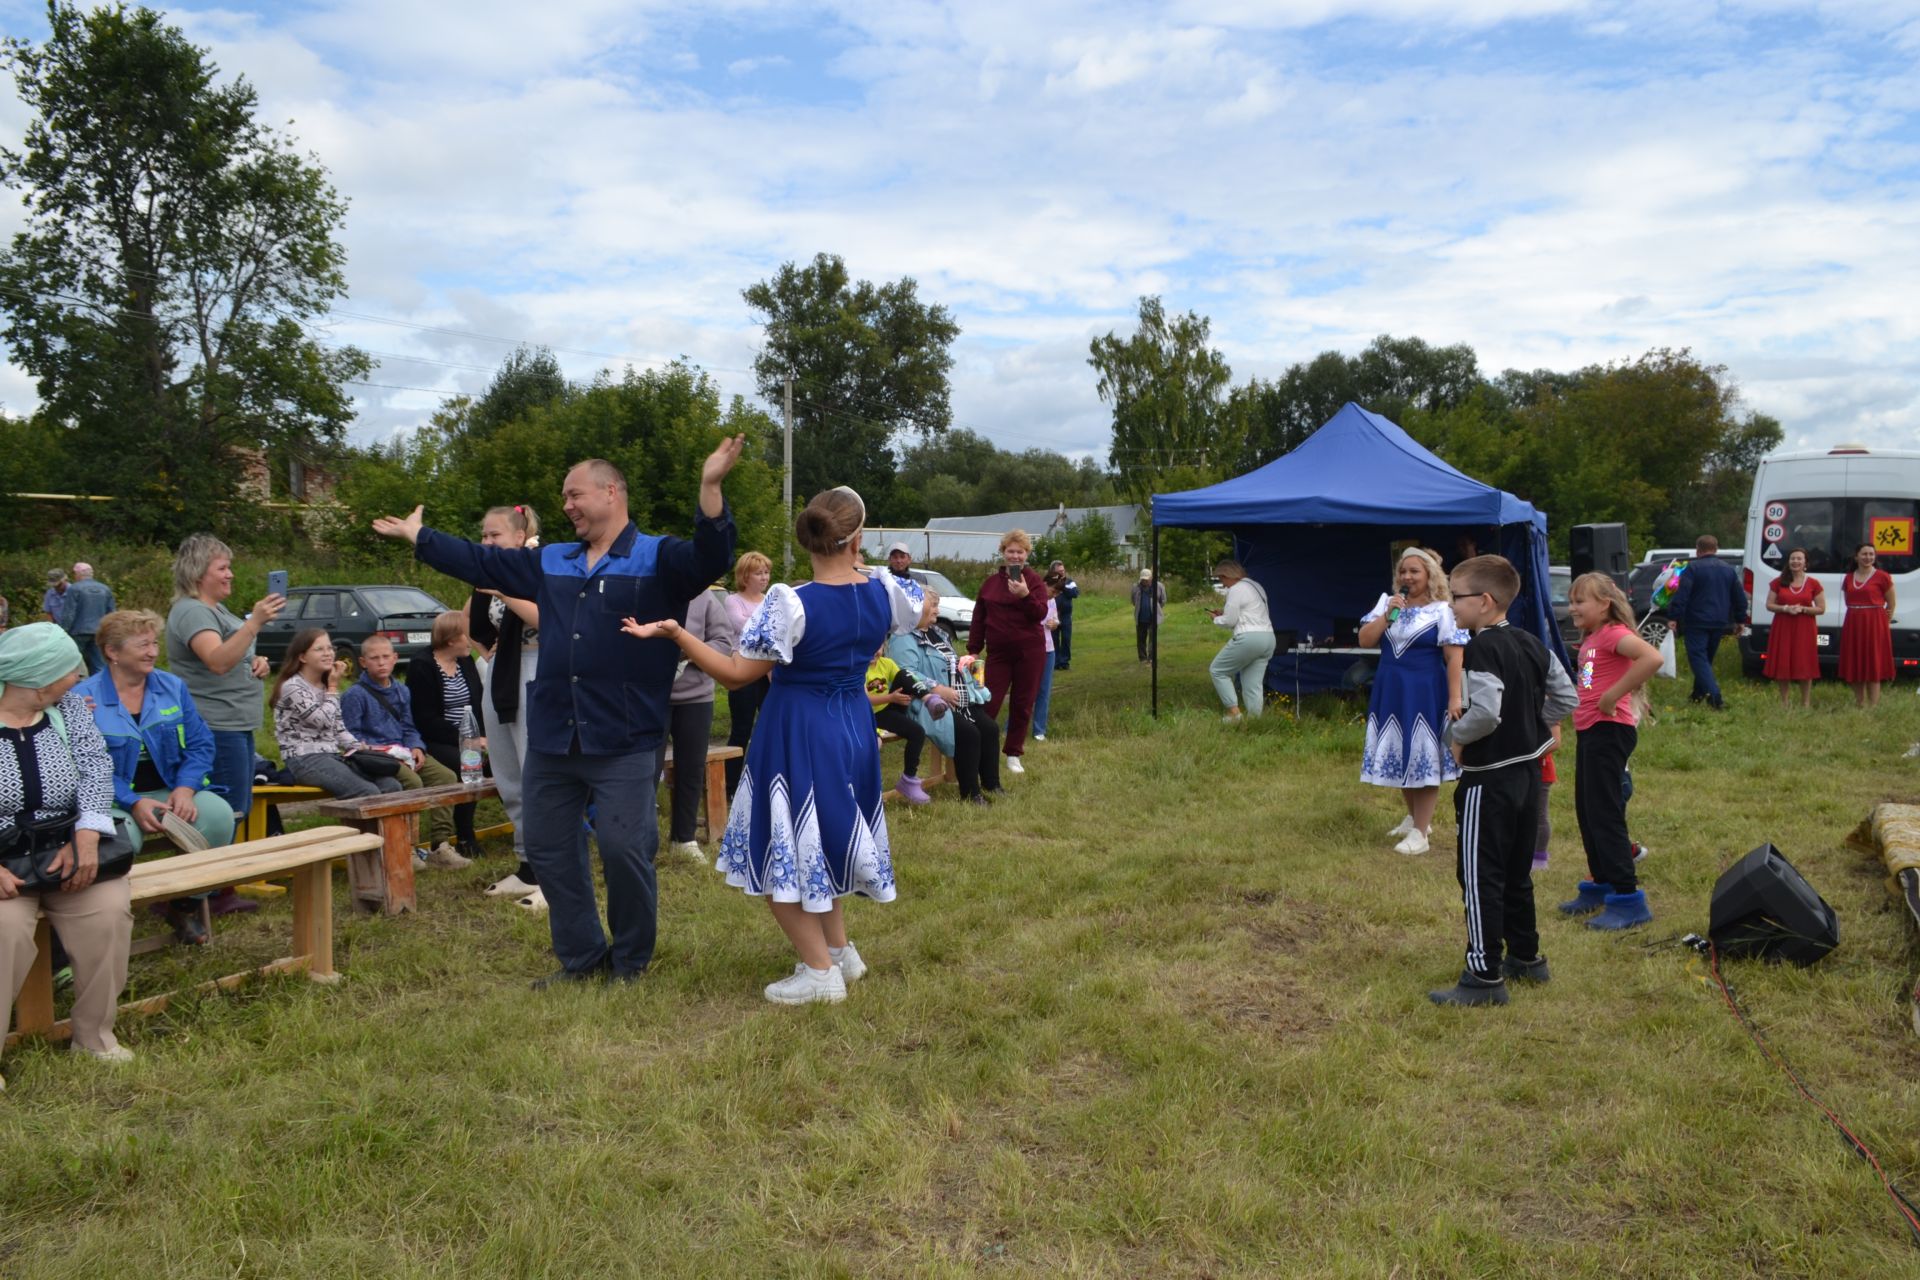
xmin=1358 ymin=547 xmax=1466 ymax=855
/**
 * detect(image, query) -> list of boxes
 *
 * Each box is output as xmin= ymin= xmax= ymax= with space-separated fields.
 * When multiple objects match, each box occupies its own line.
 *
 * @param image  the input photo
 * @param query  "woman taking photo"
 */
xmin=0 ymin=624 xmax=136 ymax=1078
xmin=468 ymin=505 xmax=540 ymax=898
xmin=80 ymin=610 xmax=235 ymax=946
xmin=1358 ymin=546 xmax=1466 ymax=856
xmin=271 ymin=629 xmax=404 ymax=801
xmin=165 ymin=534 xmax=284 ymax=848
xmin=888 ymin=591 xmax=1003 ymax=805
xmin=723 ymin=551 xmax=773 ymax=795
xmin=967 ymin=530 xmax=1049 ymax=775
xmin=1763 ymin=548 xmax=1823 ymax=709
xmin=1839 ymin=542 xmax=1896 ymax=708
xmin=406 ymin=612 xmax=484 ymax=866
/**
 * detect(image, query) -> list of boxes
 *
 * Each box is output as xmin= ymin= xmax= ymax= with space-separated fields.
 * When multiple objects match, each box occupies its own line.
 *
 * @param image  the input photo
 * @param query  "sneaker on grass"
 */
xmin=424 ymin=842 xmax=472 ymax=870
xmin=764 ymin=963 xmax=847 ymax=1005
xmin=1394 ymin=829 xmax=1430 ymax=856
xmin=670 ymin=840 xmax=705 ymax=861
xmin=829 ymin=941 xmax=866 ymax=981
xmin=1006 ymin=756 xmax=1025 ymax=775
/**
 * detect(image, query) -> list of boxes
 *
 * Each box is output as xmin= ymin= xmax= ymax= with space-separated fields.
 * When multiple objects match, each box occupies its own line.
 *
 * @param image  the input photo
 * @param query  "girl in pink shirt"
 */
xmin=1561 ymin=574 xmax=1663 ymax=931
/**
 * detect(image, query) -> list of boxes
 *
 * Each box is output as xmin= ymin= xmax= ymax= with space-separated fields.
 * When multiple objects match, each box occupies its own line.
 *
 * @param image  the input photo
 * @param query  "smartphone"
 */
xmin=1005 ymin=565 xmax=1020 ymax=580
xmin=267 ymin=569 xmax=289 ymax=598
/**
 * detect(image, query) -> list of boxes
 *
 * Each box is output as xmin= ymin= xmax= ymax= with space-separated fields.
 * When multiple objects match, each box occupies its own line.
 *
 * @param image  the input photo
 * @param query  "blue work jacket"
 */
xmin=1670 ymin=555 xmax=1749 ymax=628
xmin=414 ymin=509 xmax=735 ymax=756
xmin=77 ymin=667 xmax=216 ymax=808
xmin=340 ymin=676 xmax=427 ymax=752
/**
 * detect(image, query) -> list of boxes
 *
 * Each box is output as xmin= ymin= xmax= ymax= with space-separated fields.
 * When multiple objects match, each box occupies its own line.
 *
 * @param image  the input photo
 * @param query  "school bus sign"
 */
xmin=1872 ymin=517 xmax=1914 ymax=556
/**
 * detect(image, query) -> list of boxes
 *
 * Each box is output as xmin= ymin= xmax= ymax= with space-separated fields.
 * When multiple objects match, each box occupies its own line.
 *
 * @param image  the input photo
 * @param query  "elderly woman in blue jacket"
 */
xmin=78 ymin=610 xmax=234 ymax=944
xmin=886 ymin=590 xmax=1003 ymax=805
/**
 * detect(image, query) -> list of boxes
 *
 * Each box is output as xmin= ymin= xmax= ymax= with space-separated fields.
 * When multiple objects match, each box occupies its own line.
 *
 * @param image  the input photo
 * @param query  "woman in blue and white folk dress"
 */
xmin=621 ymin=487 xmax=923 ymax=1006
xmin=1358 ymin=547 xmax=1466 ymax=856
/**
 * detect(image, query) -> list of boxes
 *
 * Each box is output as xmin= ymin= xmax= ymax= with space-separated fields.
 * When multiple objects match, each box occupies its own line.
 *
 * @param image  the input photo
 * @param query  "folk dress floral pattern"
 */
xmin=718 ymin=572 xmax=922 ymax=910
xmin=1360 ymin=598 xmax=1468 ymax=789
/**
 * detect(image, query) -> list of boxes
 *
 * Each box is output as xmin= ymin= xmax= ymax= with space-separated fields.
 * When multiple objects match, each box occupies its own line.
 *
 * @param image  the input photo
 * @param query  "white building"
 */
xmin=861 ymin=504 xmax=1144 ymax=566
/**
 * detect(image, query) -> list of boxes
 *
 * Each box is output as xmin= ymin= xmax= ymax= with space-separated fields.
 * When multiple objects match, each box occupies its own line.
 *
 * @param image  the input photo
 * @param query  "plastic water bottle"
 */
xmin=458 ymin=708 xmax=484 ymax=786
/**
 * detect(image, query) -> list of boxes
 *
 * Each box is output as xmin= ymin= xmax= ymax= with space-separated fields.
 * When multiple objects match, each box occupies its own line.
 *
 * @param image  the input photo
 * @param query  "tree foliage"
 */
xmin=742 ymin=253 xmax=959 ymax=517
xmin=1234 ymin=334 xmax=1481 ymax=469
xmin=1090 ymin=296 xmax=1242 ymax=507
xmin=891 ymin=429 xmax=1115 ymax=522
xmin=0 ymin=2 xmax=370 ymax=538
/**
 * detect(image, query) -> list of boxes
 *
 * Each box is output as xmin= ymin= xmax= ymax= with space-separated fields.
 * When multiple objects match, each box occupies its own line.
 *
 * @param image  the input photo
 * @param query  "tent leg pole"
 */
xmin=1151 ymin=526 xmax=1161 ymax=719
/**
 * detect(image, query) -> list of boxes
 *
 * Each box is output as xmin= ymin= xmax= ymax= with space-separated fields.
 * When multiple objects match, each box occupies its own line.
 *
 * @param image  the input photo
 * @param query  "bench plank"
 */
xmin=314 ymin=784 xmax=498 ymax=915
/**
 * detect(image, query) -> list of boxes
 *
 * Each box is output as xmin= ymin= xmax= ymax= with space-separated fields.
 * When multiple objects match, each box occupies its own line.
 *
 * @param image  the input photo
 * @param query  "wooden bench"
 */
xmin=7 ymin=824 xmax=381 ymax=1049
xmin=315 ymin=781 xmax=499 ymax=915
xmin=470 ymin=744 xmax=746 ymax=845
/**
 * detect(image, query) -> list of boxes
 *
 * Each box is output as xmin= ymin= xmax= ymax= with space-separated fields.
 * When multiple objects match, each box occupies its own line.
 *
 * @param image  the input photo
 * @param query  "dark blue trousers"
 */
xmin=522 ymin=745 xmax=660 ymax=976
xmin=1683 ymin=627 xmax=1724 ymax=705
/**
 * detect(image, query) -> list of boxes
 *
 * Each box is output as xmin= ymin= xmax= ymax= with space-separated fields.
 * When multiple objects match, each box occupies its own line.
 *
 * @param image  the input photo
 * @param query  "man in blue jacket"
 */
xmin=373 ymin=437 xmax=743 ymax=986
xmin=1669 ymin=535 xmax=1749 ymax=710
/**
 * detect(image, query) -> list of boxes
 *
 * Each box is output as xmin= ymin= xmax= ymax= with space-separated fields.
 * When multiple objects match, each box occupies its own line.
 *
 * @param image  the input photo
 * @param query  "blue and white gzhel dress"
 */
xmin=1359 ymin=596 xmax=1468 ymax=789
xmin=719 ymin=570 xmax=925 ymax=910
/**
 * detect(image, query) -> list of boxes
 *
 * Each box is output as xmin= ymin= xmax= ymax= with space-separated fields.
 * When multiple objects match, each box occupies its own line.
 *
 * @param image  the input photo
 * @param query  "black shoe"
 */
xmin=967 ymin=792 xmax=992 ymax=807
xmin=608 ymin=968 xmax=647 ymax=985
xmin=458 ymin=839 xmax=485 ymax=861
xmin=1502 ymin=954 xmax=1551 ymax=984
xmin=1688 ymin=692 xmax=1706 ymax=704
xmin=985 ymin=786 xmax=1007 ymax=797
xmin=1428 ymin=971 xmax=1509 ymax=1006
xmin=1707 ymin=696 xmax=1724 ymax=711
xmin=531 ymin=966 xmax=602 ymax=991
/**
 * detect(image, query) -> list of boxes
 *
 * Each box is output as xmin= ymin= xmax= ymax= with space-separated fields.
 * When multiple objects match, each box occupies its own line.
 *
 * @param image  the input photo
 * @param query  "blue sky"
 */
xmin=2 ymin=0 xmax=1918 ymax=459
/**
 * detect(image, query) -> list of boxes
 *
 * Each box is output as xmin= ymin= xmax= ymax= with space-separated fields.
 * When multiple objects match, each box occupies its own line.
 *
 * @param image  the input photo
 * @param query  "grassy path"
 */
xmin=3 ymin=594 xmax=1918 ymax=1277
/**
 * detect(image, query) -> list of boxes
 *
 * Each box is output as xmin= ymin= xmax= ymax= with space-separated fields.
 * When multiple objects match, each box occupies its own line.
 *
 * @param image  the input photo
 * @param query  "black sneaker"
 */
xmin=1502 ymin=954 xmax=1551 ymax=983
xmin=531 ymin=966 xmax=602 ymax=991
xmin=1428 ymin=971 xmax=1510 ymax=1007
xmin=967 ymin=793 xmax=993 ymax=807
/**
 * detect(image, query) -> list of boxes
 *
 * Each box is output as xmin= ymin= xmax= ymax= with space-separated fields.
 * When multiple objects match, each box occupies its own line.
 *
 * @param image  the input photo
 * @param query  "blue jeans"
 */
xmin=208 ymin=730 xmax=256 ymax=838
xmin=1032 ymin=658 xmax=1055 ymax=735
xmin=77 ymin=637 xmax=104 ymax=675
xmin=522 ymin=746 xmax=660 ymax=976
xmin=1683 ymin=627 xmax=1724 ymax=704
xmin=1055 ymin=613 xmax=1072 ymax=667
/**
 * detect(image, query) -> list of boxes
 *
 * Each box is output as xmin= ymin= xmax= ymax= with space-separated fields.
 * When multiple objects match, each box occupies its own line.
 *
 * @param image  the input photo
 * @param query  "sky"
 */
xmin=1 ymin=0 xmax=1918 ymax=462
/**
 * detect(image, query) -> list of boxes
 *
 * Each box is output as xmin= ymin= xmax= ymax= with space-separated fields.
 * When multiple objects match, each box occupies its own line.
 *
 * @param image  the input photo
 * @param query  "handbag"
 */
xmin=345 ymin=750 xmax=403 ymax=780
xmin=0 ymin=811 xmax=135 ymax=893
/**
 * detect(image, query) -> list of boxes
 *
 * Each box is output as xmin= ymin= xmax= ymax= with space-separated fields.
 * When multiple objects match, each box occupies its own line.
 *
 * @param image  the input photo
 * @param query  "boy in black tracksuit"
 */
xmin=1433 ymin=556 xmax=1578 ymax=1007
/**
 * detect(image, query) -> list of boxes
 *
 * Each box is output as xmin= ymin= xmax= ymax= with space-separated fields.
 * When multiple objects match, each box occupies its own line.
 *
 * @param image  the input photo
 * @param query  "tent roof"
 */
xmin=1152 ymin=402 xmax=1544 ymax=530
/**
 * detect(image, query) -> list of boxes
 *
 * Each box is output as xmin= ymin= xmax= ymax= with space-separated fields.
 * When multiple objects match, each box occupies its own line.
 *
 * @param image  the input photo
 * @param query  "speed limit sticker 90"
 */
xmin=1765 ymin=501 xmax=1788 ymax=522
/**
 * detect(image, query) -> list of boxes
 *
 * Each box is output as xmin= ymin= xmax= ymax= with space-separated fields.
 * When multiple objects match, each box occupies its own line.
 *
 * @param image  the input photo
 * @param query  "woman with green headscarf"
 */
xmin=0 ymin=624 xmax=134 ymax=1085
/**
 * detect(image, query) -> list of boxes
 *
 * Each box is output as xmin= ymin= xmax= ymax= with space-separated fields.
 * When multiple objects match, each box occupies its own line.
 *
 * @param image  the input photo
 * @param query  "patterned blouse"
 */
xmin=0 ymin=691 xmax=117 ymax=837
xmin=273 ymin=674 xmax=364 ymax=759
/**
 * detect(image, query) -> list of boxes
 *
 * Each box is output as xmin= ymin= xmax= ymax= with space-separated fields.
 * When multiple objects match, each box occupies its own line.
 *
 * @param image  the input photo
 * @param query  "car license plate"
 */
xmin=1816 ymin=633 xmax=1829 ymax=647
xmin=407 ymin=631 xmax=430 ymax=644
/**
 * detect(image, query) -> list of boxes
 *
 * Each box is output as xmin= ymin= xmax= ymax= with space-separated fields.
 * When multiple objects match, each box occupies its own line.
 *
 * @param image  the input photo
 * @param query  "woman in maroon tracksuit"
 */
xmin=967 ymin=529 xmax=1050 ymax=775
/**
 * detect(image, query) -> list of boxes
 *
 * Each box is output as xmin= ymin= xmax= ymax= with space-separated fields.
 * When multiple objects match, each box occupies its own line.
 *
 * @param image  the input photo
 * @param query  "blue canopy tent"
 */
xmin=1149 ymin=402 xmax=1568 ymax=713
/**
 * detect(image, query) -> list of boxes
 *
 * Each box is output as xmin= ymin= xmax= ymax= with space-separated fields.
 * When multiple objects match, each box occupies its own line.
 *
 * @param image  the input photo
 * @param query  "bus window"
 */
xmin=1777 ymin=499 xmax=1840 ymax=572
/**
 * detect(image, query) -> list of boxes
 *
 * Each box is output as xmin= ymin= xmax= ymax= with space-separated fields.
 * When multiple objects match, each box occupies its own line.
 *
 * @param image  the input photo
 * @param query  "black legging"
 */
xmin=872 ymin=705 xmax=924 ymax=776
xmin=948 ymin=704 xmax=1003 ymax=797
xmin=725 ymin=676 xmax=769 ymax=794
xmin=423 ymin=742 xmax=478 ymax=845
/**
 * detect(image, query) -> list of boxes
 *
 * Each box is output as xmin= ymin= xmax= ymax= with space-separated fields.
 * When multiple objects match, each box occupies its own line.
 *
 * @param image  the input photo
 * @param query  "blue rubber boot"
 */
xmin=1556 ymin=880 xmax=1609 ymax=916
xmin=1586 ymin=889 xmax=1652 ymax=931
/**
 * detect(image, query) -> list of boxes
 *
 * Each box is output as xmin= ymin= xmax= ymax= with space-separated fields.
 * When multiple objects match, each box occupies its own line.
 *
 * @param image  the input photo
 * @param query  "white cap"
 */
xmin=887 ymin=541 xmax=911 ymax=556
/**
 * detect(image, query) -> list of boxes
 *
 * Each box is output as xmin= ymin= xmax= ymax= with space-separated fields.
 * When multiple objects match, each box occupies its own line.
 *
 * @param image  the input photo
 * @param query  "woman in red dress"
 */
xmin=1838 ymin=542 xmax=1896 ymax=708
xmin=1764 ymin=548 xmax=1824 ymax=709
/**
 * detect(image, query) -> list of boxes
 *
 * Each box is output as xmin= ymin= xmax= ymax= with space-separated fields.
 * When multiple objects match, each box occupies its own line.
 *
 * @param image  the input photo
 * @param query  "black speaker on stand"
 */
xmin=1570 ymin=522 xmax=1631 ymax=589
xmin=1709 ymin=844 xmax=1839 ymax=966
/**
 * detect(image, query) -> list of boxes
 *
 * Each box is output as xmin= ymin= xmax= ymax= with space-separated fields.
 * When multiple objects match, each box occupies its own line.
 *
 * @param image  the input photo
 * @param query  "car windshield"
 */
xmin=1549 ymin=570 xmax=1571 ymax=606
xmin=915 ymin=570 xmax=964 ymax=597
xmin=360 ymin=588 xmax=448 ymax=617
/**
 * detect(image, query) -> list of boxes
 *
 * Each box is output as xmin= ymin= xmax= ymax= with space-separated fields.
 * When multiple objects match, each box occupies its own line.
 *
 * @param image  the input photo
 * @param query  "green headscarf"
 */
xmin=0 ymin=623 xmax=84 ymax=698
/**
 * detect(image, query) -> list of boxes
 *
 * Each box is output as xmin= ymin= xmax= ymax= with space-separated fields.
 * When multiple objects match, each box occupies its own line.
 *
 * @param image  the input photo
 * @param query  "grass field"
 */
xmin=4 ymin=585 xmax=1920 ymax=1277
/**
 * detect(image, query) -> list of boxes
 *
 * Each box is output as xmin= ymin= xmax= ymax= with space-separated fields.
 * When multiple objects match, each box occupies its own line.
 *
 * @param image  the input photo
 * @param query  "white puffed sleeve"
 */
xmin=874 ymin=569 xmax=927 ymax=636
xmin=738 ymin=583 xmax=807 ymax=664
xmin=1361 ymin=592 xmax=1392 ymax=624
xmin=1439 ymin=603 xmax=1470 ymax=646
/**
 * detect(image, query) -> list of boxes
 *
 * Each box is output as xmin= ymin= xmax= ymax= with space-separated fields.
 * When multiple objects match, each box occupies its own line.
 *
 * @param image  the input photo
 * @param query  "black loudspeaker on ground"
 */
xmin=1709 ymin=843 xmax=1840 ymax=967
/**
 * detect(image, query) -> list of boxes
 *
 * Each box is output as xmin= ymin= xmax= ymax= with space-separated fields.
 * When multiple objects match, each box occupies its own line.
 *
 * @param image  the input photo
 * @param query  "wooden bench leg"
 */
xmin=14 ymin=918 xmax=56 ymax=1039
xmin=704 ymin=757 xmax=727 ymax=843
xmin=378 ymin=814 xmax=417 ymax=915
xmin=290 ymin=861 xmax=340 ymax=984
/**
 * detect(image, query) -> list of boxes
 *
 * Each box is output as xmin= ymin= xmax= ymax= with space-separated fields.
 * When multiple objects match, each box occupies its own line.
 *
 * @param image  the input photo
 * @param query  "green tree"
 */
xmin=1090 ymin=296 xmax=1241 ymax=507
xmin=1235 ymin=335 xmax=1481 ymax=468
xmin=742 ymin=253 xmax=959 ymax=517
xmin=460 ymin=345 xmax=571 ymax=446
xmin=0 ymin=2 xmax=370 ymax=538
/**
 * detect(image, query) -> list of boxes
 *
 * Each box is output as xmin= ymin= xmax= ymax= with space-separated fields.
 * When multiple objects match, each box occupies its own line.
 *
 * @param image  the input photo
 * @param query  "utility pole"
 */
xmin=782 ymin=367 xmax=795 ymax=573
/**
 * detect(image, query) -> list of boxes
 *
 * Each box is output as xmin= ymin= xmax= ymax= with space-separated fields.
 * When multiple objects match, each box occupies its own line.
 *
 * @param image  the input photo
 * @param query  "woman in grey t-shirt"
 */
xmin=164 ymin=534 xmax=286 ymax=837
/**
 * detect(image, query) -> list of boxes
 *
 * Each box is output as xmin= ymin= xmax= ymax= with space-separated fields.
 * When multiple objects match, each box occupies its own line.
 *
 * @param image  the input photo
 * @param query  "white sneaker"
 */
xmin=424 ymin=842 xmax=473 ymax=870
xmin=830 ymin=941 xmax=866 ymax=982
xmin=1222 ymin=708 xmax=1244 ymax=725
xmin=514 ymin=888 xmax=548 ymax=913
xmin=764 ymin=962 xmax=847 ymax=1005
xmin=1394 ymin=829 xmax=1431 ymax=856
xmin=72 ymin=1042 xmax=135 ymax=1064
xmin=1006 ymin=756 xmax=1025 ymax=775
xmin=1033 ymin=733 xmax=1047 ymax=741
xmin=484 ymin=873 xmax=535 ymax=897
xmin=1386 ymin=815 xmax=1415 ymax=839
xmin=670 ymin=840 xmax=704 ymax=862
